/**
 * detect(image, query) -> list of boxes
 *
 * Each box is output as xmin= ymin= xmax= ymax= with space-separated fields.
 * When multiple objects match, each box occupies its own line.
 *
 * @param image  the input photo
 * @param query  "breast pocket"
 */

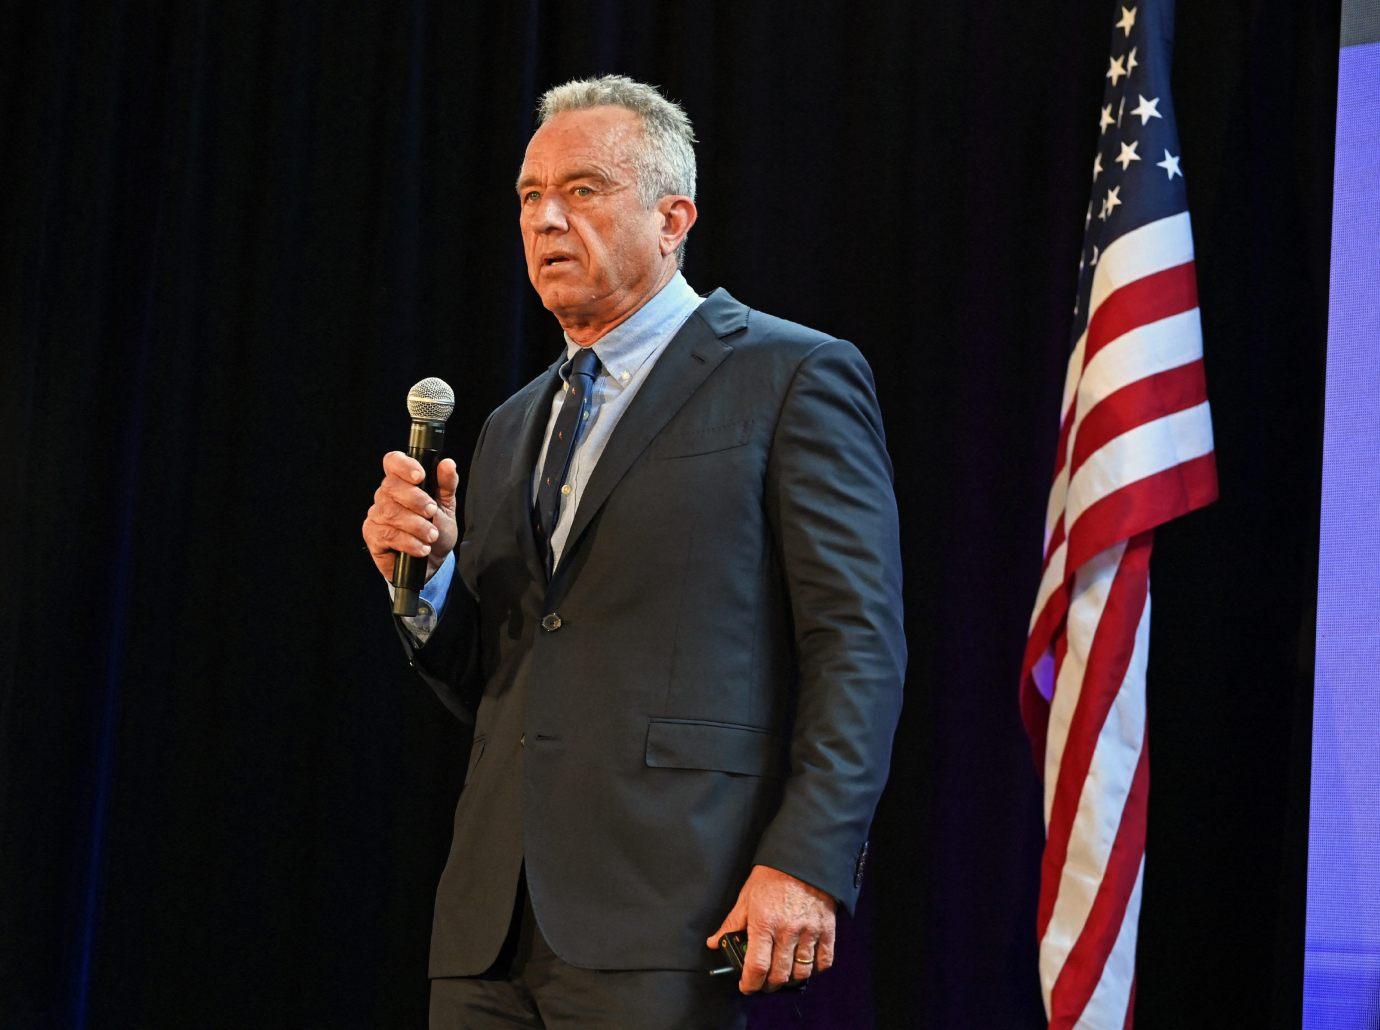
xmin=650 ymin=418 xmax=754 ymax=460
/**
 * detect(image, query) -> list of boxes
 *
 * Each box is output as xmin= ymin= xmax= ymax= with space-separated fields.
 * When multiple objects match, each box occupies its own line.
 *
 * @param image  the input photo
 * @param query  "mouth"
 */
xmin=542 ymin=255 xmax=574 ymax=268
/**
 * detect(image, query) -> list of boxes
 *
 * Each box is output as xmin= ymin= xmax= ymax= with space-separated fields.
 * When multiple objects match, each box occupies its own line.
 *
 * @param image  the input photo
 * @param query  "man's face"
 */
xmin=516 ymin=107 xmax=665 ymax=325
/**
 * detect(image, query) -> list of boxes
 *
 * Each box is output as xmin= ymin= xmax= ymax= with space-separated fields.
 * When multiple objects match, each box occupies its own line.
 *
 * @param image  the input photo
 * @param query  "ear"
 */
xmin=656 ymin=195 xmax=698 ymax=259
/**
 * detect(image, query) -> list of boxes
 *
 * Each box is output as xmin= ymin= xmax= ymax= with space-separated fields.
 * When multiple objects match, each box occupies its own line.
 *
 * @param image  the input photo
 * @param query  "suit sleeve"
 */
xmin=392 ymin=411 xmax=493 ymax=724
xmin=753 ymin=338 xmax=907 ymax=912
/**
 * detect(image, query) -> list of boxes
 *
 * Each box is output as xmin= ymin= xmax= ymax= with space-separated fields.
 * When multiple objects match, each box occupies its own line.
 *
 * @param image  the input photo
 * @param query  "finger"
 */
xmin=362 ymin=519 xmax=395 ymax=578
xmin=739 ymin=926 xmax=774 ymax=994
xmin=363 ymin=516 xmax=393 ymax=558
xmin=765 ymin=930 xmax=798 ymax=991
xmin=436 ymin=458 xmax=459 ymax=507
xmin=816 ymin=923 xmax=836 ymax=973
xmin=370 ymin=496 xmax=430 ymax=527
xmin=368 ymin=500 xmax=439 ymax=543
xmin=382 ymin=450 xmax=425 ymax=484
xmin=364 ymin=521 xmax=433 ymax=559
xmin=790 ymin=930 xmax=818 ymax=983
xmin=706 ymin=900 xmax=746 ymax=949
xmin=376 ymin=480 xmax=437 ymax=518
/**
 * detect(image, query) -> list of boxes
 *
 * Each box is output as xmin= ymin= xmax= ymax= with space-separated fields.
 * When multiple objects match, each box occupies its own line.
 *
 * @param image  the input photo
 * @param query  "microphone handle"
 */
xmin=391 ymin=419 xmax=447 ymax=616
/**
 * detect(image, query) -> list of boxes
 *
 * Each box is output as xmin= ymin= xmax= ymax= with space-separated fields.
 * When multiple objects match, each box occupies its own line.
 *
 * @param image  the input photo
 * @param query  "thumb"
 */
xmin=707 ymin=900 xmax=747 ymax=949
xmin=436 ymin=458 xmax=459 ymax=510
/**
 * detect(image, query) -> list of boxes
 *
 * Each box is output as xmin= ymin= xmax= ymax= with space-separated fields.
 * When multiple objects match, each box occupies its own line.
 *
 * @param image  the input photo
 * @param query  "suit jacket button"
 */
xmin=541 ymin=612 xmax=562 ymax=632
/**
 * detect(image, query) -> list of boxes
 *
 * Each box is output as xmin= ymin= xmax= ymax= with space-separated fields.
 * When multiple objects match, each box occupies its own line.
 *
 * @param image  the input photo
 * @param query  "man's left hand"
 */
xmin=706 ymin=864 xmax=837 ymax=994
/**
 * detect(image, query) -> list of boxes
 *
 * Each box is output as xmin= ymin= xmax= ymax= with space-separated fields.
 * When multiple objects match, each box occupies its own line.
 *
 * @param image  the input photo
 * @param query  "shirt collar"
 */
xmin=561 ymin=272 xmax=702 ymax=391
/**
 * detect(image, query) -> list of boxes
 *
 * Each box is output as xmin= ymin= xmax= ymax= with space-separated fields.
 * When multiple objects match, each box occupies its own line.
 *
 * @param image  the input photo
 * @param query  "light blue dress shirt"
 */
xmin=395 ymin=272 xmax=704 ymax=643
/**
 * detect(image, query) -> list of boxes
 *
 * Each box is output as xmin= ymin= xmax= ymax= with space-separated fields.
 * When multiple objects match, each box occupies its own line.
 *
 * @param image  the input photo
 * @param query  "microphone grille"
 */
xmin=406 ymin=377 xmax=455 ymax=422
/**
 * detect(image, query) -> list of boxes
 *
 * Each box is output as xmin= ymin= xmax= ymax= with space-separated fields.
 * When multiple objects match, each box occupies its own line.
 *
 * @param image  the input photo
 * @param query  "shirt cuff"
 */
xmin=386 ymin=550 xmax=455 ymax=645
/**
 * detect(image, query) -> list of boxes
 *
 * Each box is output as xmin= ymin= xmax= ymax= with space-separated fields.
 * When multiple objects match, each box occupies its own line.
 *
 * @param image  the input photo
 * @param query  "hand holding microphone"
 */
xmin=361 ymin=378 xmax=458 ymax=613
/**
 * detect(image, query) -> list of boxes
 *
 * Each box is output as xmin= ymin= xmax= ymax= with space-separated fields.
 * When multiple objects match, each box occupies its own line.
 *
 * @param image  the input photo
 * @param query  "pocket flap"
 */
xmin=651 ymin=418 xmax=753 ymax=459
xmin=644 ymin=718 xmax=787 ymax=778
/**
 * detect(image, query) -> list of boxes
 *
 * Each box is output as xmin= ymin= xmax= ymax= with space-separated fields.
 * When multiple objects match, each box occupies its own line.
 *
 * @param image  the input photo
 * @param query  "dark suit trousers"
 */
xmin=428 ymin=870 xmax=746 ymax=1029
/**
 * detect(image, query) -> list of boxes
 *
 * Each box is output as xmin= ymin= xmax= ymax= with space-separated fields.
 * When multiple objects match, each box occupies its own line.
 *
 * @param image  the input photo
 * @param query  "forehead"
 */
xmin=520 ymin=106 xmax=643 ymax=177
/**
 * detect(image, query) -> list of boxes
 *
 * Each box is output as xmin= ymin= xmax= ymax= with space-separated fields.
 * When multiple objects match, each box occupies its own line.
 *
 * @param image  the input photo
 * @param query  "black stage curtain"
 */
xmin=1 ymin=2 xmax=1337 ymax=1026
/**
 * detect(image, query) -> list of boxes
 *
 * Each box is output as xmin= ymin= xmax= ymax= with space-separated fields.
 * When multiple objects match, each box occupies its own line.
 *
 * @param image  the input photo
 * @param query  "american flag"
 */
xmin=1020 ymin=2 xmax=1218 ymax=1026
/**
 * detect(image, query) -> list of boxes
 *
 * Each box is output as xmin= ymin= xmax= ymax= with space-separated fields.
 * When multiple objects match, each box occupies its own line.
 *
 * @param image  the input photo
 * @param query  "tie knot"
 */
xmin=569 ymin=346 xmax=601 ymax=382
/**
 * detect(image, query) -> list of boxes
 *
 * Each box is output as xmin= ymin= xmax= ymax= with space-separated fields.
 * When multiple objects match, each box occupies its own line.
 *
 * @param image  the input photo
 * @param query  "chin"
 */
xmin=536 ymin=279 xmax=599 ymax=315
xmin=535 ymin=283 xmax=571 ymax=312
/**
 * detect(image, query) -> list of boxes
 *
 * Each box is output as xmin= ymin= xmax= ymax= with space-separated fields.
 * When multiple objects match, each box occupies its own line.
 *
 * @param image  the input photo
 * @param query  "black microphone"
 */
xmin=391 ymin=377 xmax=455 ymax=617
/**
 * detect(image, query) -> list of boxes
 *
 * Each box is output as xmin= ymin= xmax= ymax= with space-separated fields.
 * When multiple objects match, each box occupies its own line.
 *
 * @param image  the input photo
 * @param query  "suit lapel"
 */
xmin=549 ymin=291 xmax=745 ymax=596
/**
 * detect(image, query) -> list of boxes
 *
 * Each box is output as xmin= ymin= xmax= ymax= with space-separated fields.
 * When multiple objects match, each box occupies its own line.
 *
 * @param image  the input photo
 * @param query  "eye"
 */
xmin=522 ymin=190 xmax=541 ymax=204
xmin=573 ymin=186 xmax=593 ymax=198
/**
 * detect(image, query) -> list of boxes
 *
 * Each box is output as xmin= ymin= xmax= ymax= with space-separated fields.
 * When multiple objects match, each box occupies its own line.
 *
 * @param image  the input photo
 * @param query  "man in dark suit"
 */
xmin=362 ymin=75 xmax=906 ymax=1028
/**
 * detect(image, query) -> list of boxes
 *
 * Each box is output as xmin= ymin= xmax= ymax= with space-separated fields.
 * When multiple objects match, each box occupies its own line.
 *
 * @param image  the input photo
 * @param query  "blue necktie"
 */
xmin=533 ymin=346 xmax=602 ymax=571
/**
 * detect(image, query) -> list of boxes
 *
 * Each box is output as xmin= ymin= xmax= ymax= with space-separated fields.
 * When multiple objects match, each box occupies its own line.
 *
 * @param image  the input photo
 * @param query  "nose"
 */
xmin=529 ymin=194 xmax=568 ymax=234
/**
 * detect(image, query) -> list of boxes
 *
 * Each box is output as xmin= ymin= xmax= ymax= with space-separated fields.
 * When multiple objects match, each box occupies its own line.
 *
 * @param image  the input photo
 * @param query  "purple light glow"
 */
xmin=1304 ymin=35 xmax=1380 ymax=1030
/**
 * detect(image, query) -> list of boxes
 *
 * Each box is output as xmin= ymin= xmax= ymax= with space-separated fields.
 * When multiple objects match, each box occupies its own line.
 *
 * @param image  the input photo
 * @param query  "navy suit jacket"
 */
xmin=399 ymin=288 xmax=906 ymax=977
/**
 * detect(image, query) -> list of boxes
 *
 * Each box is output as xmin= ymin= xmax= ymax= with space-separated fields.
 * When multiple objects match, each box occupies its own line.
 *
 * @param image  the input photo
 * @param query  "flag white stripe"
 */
xmin=1074 ymin=310 xmax=1204 ymax=432
xmin=1040 ymin=595 xmax=1150 ymax=1003
xmin=1047 ymin=328 xmax=1088 ymax=547
xmin=1058 ymin=328 xmax=1090 ymax=429
xmin=1046 ymin=462 xmax=1071 ymax=553
xmin=1030 ymin=540 xmax=1068 ymax=634
xmin=1042 ymin=541 xmax=1127 ymax=830
xmin=1086 ymin=212 xmax=1195 ymax=327
xmin=1066 ymin=402 xmax=1215 ymax=530
xmin=1075 ymin=856 xmax=1146 ymax=1030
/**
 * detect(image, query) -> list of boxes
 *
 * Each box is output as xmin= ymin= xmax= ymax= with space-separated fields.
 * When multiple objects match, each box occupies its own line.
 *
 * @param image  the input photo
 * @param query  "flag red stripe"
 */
xmin=1065 ymin=453 xmax=1218 ymax=574
xmin=1037 ymin=534 xmax=1153 ymax=940
xmin=1069 ymin=360 xmax=1210 ymax=478
xmin=1045 ymin=631 xmax=1071 ymax=768
xmin=1049 ymin=733 xmax=1150 ymax=1026
xmin=1084 ymin=262 xmax=1198 ymax=365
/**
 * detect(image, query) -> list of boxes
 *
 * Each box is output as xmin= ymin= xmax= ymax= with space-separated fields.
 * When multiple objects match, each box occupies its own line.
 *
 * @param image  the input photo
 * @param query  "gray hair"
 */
xmin=536 ymin=74 xmax=697 ymax=265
